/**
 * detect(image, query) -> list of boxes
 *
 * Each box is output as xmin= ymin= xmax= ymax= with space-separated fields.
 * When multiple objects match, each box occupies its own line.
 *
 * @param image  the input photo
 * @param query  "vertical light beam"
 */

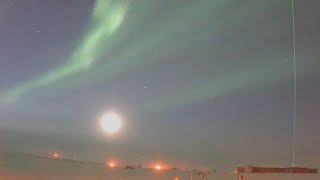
xmin=291 ymin=0 xmax=297 ymax=167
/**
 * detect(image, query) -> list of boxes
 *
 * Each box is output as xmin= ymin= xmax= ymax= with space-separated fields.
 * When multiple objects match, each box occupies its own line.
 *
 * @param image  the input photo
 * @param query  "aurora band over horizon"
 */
xmin=0 ymin=0 xmax=251 ymax=103
xmin=2 ymin=0 xmax=319 ymax=113
xmin=1 ymin=0 xmax=129 ymax=103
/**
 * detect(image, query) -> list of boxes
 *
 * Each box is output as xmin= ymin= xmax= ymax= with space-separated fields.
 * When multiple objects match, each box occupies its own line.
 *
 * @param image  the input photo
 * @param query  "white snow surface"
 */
xmin=0 ymin=152 xmax=319 ymax=180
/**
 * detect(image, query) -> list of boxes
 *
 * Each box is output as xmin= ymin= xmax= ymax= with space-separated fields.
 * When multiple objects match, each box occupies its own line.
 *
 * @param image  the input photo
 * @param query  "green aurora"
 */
xmin=1 ymin=0 xmax=129 ymax=102
xmin=1 ymin=0 xmax=319 ymax=113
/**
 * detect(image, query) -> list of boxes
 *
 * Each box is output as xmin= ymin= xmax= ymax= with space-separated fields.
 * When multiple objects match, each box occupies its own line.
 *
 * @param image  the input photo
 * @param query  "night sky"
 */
xmin=0 ymin=0 xmax=319 ymax=169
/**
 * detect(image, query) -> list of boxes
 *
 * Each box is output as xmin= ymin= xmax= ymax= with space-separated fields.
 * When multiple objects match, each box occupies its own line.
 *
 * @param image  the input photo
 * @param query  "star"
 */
xmin=144 ymin=80 xmax=150 ymax=89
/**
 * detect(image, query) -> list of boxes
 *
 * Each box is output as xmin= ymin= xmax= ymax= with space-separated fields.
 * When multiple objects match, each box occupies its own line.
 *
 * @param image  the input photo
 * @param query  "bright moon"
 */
xmin=100 ymin=111 xmax=122 ymax=135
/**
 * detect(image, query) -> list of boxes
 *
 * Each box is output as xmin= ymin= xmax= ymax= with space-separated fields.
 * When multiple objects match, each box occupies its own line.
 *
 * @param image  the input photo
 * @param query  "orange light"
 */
xmin=150 ymin=162 xmax=169 ymax=171
xmin=155 ymin=165 xmax=162 ymax=170
xmin=107 ymin=161 xmax=117 ymax=168
xmin=52 ymin=153 xmax=59 ymax=159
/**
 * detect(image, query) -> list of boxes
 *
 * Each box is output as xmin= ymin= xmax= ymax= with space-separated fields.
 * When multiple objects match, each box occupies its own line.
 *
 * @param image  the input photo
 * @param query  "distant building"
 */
xmin=234 ymin=165 xmax=318 ymax=174
xmin=171 ymin=167 xmax=180 ymax=171
xmin=125 ymin=165 xmax=135 ymax=170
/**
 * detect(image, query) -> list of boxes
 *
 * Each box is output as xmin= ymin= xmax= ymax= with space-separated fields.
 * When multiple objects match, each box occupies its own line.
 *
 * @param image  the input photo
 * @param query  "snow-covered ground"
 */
xmin=0 ymin=152 xmax=319 ymax=179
